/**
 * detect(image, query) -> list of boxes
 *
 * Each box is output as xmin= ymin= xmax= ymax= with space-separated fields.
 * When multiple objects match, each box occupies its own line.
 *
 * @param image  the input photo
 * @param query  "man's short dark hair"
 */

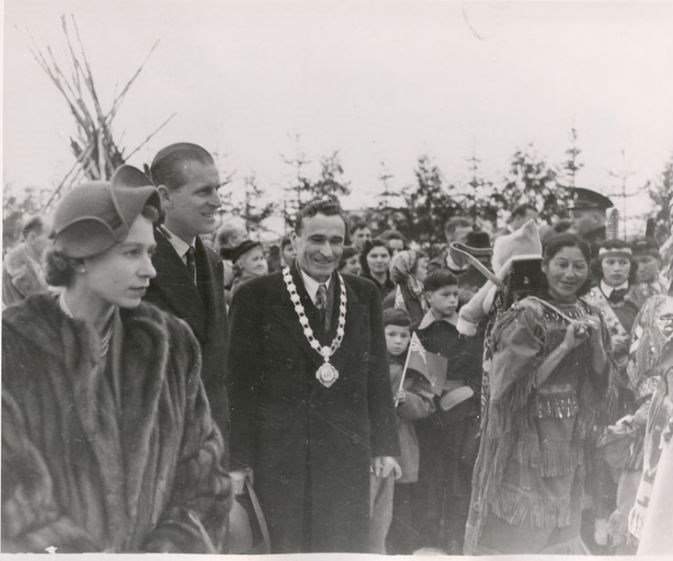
xmin=350 ymin=220 xmax=370 ymax=234
xmin=149 ymin=142 xmax=215 ymax=191
xmin=22 ymin=216 xmax=45 ymax=239
xmin=294 ymin=197 xmax=348 ymax=235
xmin=281 ymin=235 xmax=293 ymax=249
xmin=423 ymin=270 xmax=458 ymax=293
xmin=383 ymin=307 xmax=411 ymax=328
xmin=510 ymin=203 xmax=537 ymax=221
xmin=444 ymin=216 xmax=471 ymax=234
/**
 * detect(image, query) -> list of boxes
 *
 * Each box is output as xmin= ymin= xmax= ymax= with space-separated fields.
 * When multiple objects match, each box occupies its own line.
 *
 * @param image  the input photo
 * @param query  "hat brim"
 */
xmin=450 ymin=241 xmax=492 ymax=258
xmin=227 ymin=240 xmax=261 ymax=262
xmin=449 ymin=242 xmax=500 ymax=287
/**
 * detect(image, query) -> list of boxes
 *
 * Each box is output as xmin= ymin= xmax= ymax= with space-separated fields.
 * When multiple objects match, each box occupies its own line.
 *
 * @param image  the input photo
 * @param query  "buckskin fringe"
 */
xmin=490 ymin=483 xmax=572 ymax=528
xmin=511 ymin=438 xmax=583 ymax=478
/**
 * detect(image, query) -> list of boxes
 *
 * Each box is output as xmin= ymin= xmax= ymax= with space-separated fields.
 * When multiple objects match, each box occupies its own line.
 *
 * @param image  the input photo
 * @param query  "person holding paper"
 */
xmin=464 ymin=233 xmax=616 ymax=555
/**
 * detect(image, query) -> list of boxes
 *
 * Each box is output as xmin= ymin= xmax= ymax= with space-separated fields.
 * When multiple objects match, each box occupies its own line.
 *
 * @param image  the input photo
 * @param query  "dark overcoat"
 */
xmin=226 ymin=265 xmax=400 ymax=553
xmin=1 ymin=295 xmax=230 ymax=552
xmin=144 ymin=231 xmax=230 ymax=456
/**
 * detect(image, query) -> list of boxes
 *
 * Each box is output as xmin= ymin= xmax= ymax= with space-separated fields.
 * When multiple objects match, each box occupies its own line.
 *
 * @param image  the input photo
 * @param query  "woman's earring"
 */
xmin=78 ymin=266 xmax=86 ymax=274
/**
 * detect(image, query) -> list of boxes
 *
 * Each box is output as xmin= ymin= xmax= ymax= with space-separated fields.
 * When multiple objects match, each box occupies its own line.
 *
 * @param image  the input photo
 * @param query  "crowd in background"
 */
xmin=3 ymin=145 xmax=673 ymax=555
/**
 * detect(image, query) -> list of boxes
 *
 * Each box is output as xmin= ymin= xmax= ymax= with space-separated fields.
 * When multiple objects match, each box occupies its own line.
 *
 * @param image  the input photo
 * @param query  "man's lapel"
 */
xmin=194 ymin=237 xmax=221 ymax=320
xmin=151 ymin=230 xmax=206 ymax=340
xmin=271 ymin=264 xmax=332 ymax=364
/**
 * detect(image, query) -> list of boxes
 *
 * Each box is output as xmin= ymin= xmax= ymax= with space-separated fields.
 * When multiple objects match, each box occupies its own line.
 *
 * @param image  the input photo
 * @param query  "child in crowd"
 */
xmin=369 ymin=308 xmax=434 ymax=554
xmin=414 ymin=270 xmax=480 ymax=554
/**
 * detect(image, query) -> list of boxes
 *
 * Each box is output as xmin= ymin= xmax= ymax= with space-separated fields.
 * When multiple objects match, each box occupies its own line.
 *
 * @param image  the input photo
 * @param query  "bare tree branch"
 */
xmin=124 ymin=112 xmax=177 ymax=160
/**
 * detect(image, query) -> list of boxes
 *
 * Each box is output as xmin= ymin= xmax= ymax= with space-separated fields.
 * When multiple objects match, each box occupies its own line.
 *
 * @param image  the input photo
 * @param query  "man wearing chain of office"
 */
xmin=226 ymin=196 xmax=400 ymax=553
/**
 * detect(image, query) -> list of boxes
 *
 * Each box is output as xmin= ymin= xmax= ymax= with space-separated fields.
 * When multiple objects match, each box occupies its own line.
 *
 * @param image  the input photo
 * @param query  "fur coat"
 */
xmin=1 ymin=294 xmax=231 ymax=553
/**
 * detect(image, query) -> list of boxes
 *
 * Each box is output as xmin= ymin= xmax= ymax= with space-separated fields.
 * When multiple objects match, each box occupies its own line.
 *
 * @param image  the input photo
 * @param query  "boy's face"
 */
xmin=634 ymin=254 xmax=660 ymax=283
xmin=385 ymin=325 xmax=411 ymax=356
xmin=426 ymin=285 xmax=459 ymax=317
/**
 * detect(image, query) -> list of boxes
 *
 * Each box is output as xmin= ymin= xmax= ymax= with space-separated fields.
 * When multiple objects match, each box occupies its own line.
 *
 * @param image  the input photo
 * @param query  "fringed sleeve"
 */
xmin=464 ymin=302 xmax=545 ymax=554
xmin=488 ymin=302 xmax=545 ymax=407
xmin=142 ymin=322 xmax=231 ymax=553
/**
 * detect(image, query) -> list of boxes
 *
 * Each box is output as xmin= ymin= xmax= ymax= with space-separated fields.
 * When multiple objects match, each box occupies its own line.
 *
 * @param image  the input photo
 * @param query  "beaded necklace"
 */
xmin=282 ymin=267 xmax=347 ymax=388
xmin=59 ymin=292 xmax=114 ymax=359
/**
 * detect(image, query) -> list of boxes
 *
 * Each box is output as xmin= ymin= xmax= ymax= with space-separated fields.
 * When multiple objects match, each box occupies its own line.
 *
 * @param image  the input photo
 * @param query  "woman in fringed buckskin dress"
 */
xmin=464 ymin=234 xmax=616 ymax=554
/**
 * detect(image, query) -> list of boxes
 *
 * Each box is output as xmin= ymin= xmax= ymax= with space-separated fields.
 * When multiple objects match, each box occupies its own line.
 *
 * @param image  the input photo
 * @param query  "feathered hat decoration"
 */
xmin=605 ymin=206 xmax=620 ymax=241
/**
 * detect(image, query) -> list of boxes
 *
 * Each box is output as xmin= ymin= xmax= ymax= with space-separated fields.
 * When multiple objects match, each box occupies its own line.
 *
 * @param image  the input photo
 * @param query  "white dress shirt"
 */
xmin=300 ymin=269 xmax=332 ymax=306
xmin=164 ymin=228 xmax=196 ymax=265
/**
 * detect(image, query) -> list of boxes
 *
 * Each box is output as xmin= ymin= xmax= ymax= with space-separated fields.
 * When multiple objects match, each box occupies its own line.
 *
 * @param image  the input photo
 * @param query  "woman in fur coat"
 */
xmin=1 ymin=166 xmax=230 ymax=553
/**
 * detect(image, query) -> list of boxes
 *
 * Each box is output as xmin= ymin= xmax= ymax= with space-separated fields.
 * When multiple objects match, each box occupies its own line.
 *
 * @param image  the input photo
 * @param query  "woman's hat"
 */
xmin=52 ymin=165 xmax=160 ymax=259
xmin=449 ymin=231 xmax=493 ymax=262
xmin=221 ymin=239 xmax=262 ymax=262
xmin=449 ymin=231 xmax=498 ymax=285
xmin=631 ymin=236 xmax=661 ymax=259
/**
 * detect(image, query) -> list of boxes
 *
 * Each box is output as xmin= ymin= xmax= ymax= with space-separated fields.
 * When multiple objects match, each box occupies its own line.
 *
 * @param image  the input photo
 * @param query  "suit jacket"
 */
xmin=144 ymin=230 xmax=229 ymax=459
xmin=226 ymin=265 xmax=400 ymax=553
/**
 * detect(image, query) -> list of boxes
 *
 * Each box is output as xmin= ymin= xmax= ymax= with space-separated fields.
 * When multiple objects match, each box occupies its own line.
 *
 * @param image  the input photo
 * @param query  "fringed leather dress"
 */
xmin=464 ymin=295 xmax=616 ymax=554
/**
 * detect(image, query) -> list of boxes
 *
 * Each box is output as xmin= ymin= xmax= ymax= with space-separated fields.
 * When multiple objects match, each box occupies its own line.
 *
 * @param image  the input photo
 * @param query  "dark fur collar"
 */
xmin=3 ymin=293 xmax=177 ymax=364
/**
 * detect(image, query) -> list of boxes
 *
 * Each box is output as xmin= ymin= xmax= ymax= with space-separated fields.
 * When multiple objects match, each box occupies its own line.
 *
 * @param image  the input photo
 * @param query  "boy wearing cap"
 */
xmin=143 ymin=143 xmax=230 ymax=451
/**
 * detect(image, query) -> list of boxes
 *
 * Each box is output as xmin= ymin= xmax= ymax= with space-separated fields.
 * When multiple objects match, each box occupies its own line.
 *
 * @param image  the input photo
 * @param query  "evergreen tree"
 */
xmin=495 ymin=144 xmax=567 ymax=221
xmin=241 ymin=173 xmax=276 ymax=231
xmin=561 ymin=128 xmax=584 ymax=187
xmin=310 ymin=151 xmax=351 ymax=199
xmin=374 ymin=161 xmax=407 ymax=233
xmin=403 ymin=155 xmax=459 ymax=246
xmin=280 ymin=144 xmax=351 ymax=229
xmin=452 ymin=154 xmax=499 ymax=229
xmin=648 ymin=153 xmax=673 ymax=241
xmin=280 ymin=138 xmax=311 ymax=229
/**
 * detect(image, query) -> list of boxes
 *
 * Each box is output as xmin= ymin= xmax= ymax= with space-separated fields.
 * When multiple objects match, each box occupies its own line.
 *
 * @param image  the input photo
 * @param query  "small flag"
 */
xmin=394 ymin=285 xmax=407 ymax=311
xmin=406 ymin=332 xmax=448 ymax=396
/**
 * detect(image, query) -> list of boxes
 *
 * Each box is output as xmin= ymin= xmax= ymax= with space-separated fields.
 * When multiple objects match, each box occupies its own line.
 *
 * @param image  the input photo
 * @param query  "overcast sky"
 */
xmin=4 ymin=0 xmax=673 ymax=223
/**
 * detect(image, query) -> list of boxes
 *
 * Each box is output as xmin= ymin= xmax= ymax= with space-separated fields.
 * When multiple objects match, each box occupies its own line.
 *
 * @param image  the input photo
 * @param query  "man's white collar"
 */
xmin=300 ymin=268 xmax=332 ymax=305
xmin=164 ymin=228 xmax=195 ymax=259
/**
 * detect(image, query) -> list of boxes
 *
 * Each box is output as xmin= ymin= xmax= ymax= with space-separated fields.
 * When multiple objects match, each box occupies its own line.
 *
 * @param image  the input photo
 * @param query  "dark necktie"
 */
xmin=608 ymin=288 xmax=627 ymax=304
xmin=316 ymin=283 xmax=328 ymax=329
xmin=186 ymin=247 xmax=197 ymax=285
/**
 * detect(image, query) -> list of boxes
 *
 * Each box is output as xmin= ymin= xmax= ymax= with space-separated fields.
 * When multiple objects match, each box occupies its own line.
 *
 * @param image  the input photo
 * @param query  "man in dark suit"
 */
xmin=226 ymin=197 xmax=400 ymax=553
xmin=143 ymin=143 xmax=229 ymax=458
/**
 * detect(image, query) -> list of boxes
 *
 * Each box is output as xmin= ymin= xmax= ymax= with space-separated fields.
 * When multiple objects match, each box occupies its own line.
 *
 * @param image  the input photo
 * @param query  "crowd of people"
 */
xmin=2 ymin=141 xmax=673 ymax=555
